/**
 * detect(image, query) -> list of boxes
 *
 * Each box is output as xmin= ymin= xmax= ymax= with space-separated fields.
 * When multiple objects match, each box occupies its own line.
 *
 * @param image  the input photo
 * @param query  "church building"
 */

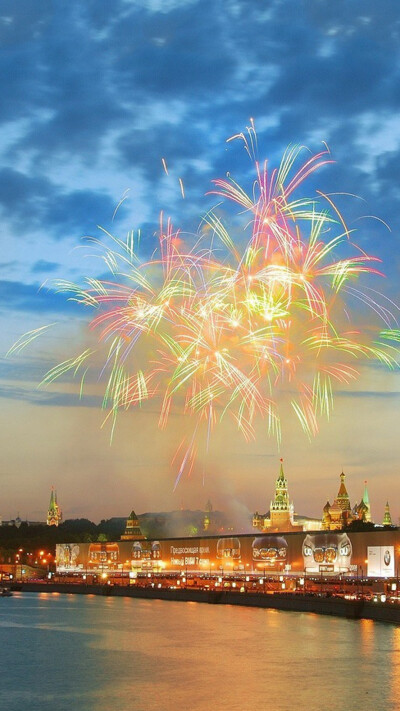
xmin=322 ymin=473 xmax=373 ymax=530
xmin=47 ymin=487 xmax=62 ymax=527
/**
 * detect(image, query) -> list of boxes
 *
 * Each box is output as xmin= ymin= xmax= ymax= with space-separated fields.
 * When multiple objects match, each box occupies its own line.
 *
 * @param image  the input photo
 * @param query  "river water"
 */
xmin=1 ymin=592 xmax=399 ymax=711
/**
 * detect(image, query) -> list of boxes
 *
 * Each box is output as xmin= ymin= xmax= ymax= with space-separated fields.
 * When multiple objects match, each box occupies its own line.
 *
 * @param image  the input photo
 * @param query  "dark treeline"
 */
xmin=0 ymin=518 xmax=124 ymax=560
xmin=0 ymin=509 xmax=231 ymax=560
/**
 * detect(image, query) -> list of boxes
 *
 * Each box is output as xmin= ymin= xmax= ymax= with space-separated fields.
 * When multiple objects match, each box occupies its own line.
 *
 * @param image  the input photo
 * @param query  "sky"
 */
xmin=1 ymin=0 xmax=400 ymax=525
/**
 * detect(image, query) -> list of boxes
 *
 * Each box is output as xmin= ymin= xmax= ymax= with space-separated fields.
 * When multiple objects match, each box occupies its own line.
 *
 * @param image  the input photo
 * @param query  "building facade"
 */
xmin=57 ymin=527 xmax=399 ymax=578
xmin=253 ymin=460 xmax=321 ymax=533
xmin=322 ymin=473 xmax=373 ymax=530
xmin=383 ymin=502 xmax=393 ymax=526
xmin=47 ymin=488 xmax=62 ymax=527
xmin=121 ymin=510 xmax=145 ymax=540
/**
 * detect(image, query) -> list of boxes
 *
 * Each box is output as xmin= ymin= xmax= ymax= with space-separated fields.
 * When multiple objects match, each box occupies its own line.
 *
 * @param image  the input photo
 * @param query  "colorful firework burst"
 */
xmin=8 ymin=125 xmax=400 ymax=486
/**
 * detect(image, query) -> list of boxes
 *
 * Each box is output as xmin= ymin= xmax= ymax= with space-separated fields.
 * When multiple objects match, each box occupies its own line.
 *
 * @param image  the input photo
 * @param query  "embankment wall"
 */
xmin=15 ymin=582 xmax=400 ymax=624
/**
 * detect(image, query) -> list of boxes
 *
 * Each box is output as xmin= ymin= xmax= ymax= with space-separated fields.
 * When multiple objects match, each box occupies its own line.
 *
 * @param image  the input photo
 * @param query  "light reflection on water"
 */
xmin=1 ymin=592 xmax=399 ymax=711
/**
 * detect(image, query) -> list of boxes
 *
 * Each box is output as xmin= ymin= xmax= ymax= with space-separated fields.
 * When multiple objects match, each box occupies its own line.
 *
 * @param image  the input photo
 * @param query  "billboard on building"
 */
xmin=56 ymin=529 xmax=399 ymax=577
xmin=302 ymin=532 xmax=352 ymax=574
xmin=367 ymin=546 xmax=395 ymax=577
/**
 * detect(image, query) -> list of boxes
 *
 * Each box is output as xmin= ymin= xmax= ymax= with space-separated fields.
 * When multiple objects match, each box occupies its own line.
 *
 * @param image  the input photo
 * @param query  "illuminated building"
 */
xmin=120 ymin=510 xmax=145 ymax=540
xmin=383 ymin=502 xmax=393 ymax=526
xmin=322 ymin=472 xmax=352 ymax=530
xmin=322 ymin=472 xmax=373 ymax=530
xmin=47 ymin=487 xmax=62 ymax=527
xmin=253 ymin=460 xmax=321 ymax=533
xmin=361 ymin=481 xmax=371 ymax=522
xmin=269 ymin=459 xmax=295 ymax=530
xmin=57 ymin=527 xmax=400 ymax=579
xmin=336 ymin=471 xmax=352 ymax=512
xmin=353 ymin=498 xmax=368 ymax=522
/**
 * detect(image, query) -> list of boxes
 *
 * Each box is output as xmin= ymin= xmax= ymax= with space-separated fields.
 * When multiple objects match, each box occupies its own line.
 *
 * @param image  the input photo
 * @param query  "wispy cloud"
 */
xmin=31 ymin=260 xmax=59 ymax=274
xmin=0 ymin=279 xmax=85 ymax=314
xmin=337 ymin=390 xmax=400 ymax=398
xmin=0 ymin=383 xmax=103 ymax=408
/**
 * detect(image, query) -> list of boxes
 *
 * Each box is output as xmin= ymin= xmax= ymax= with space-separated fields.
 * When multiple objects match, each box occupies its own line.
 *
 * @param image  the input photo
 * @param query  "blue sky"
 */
xmin=2 ymin=0 xmax=400 ymax=523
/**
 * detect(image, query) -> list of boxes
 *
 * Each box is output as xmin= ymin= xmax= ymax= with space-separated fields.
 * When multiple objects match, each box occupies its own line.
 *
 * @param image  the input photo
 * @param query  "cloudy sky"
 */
xmin=2 ymin=0 xmax=400 ymax=525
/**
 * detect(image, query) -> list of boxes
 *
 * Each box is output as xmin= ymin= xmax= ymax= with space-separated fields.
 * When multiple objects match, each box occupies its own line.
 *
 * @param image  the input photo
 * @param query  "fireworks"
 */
xmin=7 ymin=126 xmax=400 ymax=484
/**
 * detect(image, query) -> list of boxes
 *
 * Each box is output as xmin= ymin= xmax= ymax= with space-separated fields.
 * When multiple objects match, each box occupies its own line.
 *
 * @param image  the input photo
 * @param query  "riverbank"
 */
xmin=14 ymin=581 xmax=400 ymax=624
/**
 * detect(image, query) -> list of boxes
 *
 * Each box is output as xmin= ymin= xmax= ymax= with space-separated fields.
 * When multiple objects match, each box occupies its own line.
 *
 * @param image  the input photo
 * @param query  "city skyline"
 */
xmin=1 ymin=463 xmax=396 ymax=530
xmin=1 ymin=2 xmax=400 ymax=522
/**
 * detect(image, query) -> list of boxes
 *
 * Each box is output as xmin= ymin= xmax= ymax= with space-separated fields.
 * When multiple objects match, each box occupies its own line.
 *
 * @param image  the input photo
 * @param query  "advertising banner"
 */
xmin=367 ymin=547 xmax=381 ymax=577
xmin=367 ymin=546 xmax=395 ymax=577
xmin=56 ymin=531 xmax=399 ymax=577
xmin=302 ymin=532 xmax=352 ymax=574
xmin=380 ymin=546 xmax=394 ymax=577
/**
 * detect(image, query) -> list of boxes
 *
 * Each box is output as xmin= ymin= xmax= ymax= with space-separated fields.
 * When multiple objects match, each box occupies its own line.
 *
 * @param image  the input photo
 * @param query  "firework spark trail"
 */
xmin=7 ymin=126 xmax=400 ymax=479
xmin=6 ymin=324 xmax=57 ymax=357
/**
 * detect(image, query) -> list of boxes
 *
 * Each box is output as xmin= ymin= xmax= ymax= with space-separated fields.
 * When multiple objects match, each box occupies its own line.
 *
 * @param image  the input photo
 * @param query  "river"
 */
xmin=0 ymin=592 xmax=399 ymax=711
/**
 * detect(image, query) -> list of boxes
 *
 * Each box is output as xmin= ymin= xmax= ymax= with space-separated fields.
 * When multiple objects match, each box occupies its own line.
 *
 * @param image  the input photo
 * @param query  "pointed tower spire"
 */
xmin=278 ymin=457 xmax=285 ymax=482
xmin=47 ymin=487 xmax=62 ymax=526
xmin=270 ymin=458 xmax=294 ymax=527
xmin=362 ymin=480 xmax=371 ymax=522
xmin=121 ymin=510 xmax=145 ymax=540
xmin=273 ymin=459 xmax=288 ymax=501
xmin=383 ymin=501 xmax=392 ymax=526
xmin=335 ymin=471 xmax=351 ymax=511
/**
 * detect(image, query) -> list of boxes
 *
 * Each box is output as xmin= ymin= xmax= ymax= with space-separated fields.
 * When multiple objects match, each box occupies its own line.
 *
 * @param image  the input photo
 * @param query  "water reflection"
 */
xmin=389 ymin=626 xmax=400 ymax=706
xmin=0 ymin=593 xmax=398 ymax=711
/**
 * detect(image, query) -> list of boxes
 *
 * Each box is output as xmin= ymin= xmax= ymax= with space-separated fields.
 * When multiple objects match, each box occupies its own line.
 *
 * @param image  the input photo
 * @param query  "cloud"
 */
xmin=0 ymin=0 xmax=53 ymax=47
xmin=0 ymin=261 xmax=18 ymax=271
xmin=0 ymin=168 xmax=117 ymax=236
xmin=0 ymin=279 xmax=84 ymax=314
xmin=2 ymin=0 xmax=400 ymax=521
xmin=337 ymin=390 xmax=400 ymax=398
xmin=31 ymin=260 xmax=59 ymax=274
xmin=0 ymin=383 xmax=102 ymax=408
xmin=0 ymin=357 xmax=52 ymax=382
xmin=1 ymin=0 xmax=399 ymax=260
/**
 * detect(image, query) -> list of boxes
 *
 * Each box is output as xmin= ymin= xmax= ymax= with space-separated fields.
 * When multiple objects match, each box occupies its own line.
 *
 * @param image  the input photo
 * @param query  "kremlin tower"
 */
xmin=361 ymin=481 xmax=371 ymax=523
xmin=253 ymin=460 xmax=304 ymax=532
xmin=383 ymin=501 xmax=393 ymax=526
xmin=121 ymin=510 xmax=145 ymax=540
xmin=269 ymin=459 xmax=296 ymax=531
xmin=47 ymin=487 xmax=62 ymax=526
